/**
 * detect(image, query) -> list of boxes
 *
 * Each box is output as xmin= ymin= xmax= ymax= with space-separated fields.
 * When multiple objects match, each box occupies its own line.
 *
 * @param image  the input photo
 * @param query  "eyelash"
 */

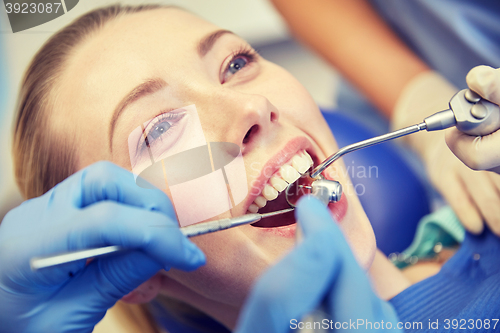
xmin=137 ymin=112 xmax=184 ymax=156
xmin=222 ymin=46 xmax=259 ymax=83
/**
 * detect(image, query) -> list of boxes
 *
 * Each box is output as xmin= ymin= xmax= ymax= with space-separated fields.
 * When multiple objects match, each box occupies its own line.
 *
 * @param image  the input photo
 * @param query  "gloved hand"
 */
xmin=235 ymin=196 xmax=400 ymax=333
xmin=445 ymin=65 xmax=500 ymax=174
xmin=0 ymin=161 xmax=205 ymax=333
xmin=392 ymin=71 xmax=500 ymax=235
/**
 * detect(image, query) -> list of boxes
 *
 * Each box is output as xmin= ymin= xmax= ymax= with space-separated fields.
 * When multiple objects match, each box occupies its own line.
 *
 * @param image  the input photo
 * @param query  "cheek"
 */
xmin=260 ymin=66 xmax=338 ymax=150
xmin=259 ymin=63 xmax=319 ymax=118
xmin=326 ymin=163 xmax=377 ymax=270
xmin=255 ymin=64 xmax=376 ymax=266
xmin=340 ymin=205 xmax=377 ymax=270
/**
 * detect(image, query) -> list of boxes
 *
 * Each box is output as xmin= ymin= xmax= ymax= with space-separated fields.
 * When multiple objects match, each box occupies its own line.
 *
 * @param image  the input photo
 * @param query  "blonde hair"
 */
xmin=13 ymin=4 xmax=164 ymax=199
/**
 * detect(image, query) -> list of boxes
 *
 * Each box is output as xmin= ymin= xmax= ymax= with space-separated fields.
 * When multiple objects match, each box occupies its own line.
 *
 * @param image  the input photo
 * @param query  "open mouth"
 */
xmin=250 ymin=150 xmax=315 ymax=228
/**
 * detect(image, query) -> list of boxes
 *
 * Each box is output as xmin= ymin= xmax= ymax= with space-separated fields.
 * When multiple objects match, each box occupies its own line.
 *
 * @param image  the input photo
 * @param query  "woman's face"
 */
xmin=53 ymin=8 xmax=375 ymax=309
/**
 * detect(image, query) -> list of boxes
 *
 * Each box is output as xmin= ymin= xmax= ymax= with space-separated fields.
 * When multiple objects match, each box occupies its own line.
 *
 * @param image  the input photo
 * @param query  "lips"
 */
xmin=322 ymin=171 xmax=348 ymax=222
xmin=246 ymin=136 xmax=348 ymax=235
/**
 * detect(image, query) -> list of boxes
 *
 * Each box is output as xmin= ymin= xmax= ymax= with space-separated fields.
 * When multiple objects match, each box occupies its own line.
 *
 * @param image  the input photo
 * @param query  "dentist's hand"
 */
xmin=392 ymin=71 xmax=500 ymax=236
xmin=0 ymin=161 xmax=205 ymax=333
xmin=446 ymin=65 xmax=500 ymax=174
xmin=236 ymin=196 xmax=401 ymax=333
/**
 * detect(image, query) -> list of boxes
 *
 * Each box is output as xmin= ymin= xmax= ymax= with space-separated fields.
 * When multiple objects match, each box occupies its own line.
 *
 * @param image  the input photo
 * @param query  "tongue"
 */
xmin=251 ymin=191 xmax=296 ymax=228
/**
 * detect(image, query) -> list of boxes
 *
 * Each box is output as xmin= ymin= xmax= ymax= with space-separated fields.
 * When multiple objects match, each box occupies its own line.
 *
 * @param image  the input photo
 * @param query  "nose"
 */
xmin=207 ymin=91 xmax=280 ymax=150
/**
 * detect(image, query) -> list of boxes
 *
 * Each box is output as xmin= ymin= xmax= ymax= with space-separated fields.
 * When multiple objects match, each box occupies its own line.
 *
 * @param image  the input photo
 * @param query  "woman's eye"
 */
xmin=148 ymin=121 xmax=171 ymax=142
xmin=131 ymin=110 xmax=187 ymax=170
xmin=139 ymin=111 xmax=186 ymax=154
xmin=221 ymin=48 xmax=258 ymax=83
xmin=228 ymin=56 xmax=248 ymax=75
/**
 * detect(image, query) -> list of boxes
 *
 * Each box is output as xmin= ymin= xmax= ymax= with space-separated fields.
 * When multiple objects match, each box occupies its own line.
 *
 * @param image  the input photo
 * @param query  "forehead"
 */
xmin=65 ymin=8 xmax=218 ymax=79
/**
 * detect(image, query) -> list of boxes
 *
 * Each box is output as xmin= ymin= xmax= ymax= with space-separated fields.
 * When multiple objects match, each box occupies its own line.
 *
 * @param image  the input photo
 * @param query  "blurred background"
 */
xmin=0 ymin=0 xmax=339 ymax=215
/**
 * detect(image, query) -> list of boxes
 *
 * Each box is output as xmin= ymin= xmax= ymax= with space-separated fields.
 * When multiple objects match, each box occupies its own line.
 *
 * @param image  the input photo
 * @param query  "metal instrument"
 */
xmin=309 ymin=88 xmax=500 ymax=179
xmin=30 ymin=208 xmax=294 ymax=270
xmin=285 ymin=175 xmax=342 ymax=207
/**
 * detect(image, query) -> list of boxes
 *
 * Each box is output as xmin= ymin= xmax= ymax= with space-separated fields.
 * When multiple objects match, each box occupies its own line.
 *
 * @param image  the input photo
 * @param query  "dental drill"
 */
xmin=310 ymin=89 xmax=500 ymax=179
xmin=283 ymin=88 xmax=500 ymax=207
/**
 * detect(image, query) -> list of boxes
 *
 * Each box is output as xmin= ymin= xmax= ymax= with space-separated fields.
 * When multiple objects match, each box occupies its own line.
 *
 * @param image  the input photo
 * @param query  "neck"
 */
xmin=159 ymin=275 xmax=240 ymax=330
xmin=185 ymin=293 xmax=240 ymax=330
xmin=368 ymin=249 xmax=412 ymax=300
xmin=160 ymin=250 xmax=420 ymax=330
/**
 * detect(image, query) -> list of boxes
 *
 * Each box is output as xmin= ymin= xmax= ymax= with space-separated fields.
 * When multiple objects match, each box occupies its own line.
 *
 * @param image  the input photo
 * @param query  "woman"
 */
xmin=10 ymin=4 xmax=377 ymax=331
xmin=3 ymin=4 xmax=499 ymax=332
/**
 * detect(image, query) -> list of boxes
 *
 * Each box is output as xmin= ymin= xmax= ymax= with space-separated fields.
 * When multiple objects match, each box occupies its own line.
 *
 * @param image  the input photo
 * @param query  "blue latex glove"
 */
xmin=0 ymin=161 xmax=205 ymax=333
xmin=236 ymin=196 xmax=401 ymax=333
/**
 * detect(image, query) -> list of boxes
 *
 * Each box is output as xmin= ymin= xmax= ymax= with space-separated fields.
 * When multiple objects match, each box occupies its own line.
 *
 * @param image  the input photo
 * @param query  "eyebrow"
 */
xmin=109 ymin=77 xmax=167 ymax=151
xmin=198 ymin=29 xmax=234 ymax=57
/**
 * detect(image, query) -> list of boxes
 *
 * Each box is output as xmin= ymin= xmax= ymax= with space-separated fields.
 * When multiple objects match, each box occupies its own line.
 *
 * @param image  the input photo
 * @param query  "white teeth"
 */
xmin=292 ymin=154 xmax=311 ymax=174
xmin=248 ymin=204 xmax=259 ymax=213
xmin=280 ymin=164 xmax=301 ymax=184
xmin=303 ymin=151 xmax=314 ymax=166
xmin=270 ymin=176 xmax=288 ymax=192
xmin=254 ymin=196 xmax=267 ymax=208
xmin=249 ymin=150 xmax=315 ymax=213
xmin=262 ymin=185 xmax=278 ymax=201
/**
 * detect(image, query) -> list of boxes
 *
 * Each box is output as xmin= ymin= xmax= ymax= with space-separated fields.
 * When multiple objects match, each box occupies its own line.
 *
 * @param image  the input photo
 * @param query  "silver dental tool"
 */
xmin=285 ymin=176 xmax=343 ymax=207
xmin=30 ymin=208 xmax=294 ymax=270
xmin=310 ymin=88 xmax=500 ymax=179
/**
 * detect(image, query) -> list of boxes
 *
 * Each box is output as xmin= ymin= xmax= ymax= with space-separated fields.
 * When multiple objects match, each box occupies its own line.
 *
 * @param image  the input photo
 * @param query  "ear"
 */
xmin=121 ymin=273 xmax=162 ymax=304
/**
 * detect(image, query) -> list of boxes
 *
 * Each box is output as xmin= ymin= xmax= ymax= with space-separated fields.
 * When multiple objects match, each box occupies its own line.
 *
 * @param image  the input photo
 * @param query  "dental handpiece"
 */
xmin=310 ymin=89 xmax=500 ymax=178
xmin=30 ymin=208 xmax=294 ymax=270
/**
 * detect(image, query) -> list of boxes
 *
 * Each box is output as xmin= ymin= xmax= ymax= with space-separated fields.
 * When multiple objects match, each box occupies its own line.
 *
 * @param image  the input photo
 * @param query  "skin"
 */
xmin=51 ymin=8 xmax=395 ymax=329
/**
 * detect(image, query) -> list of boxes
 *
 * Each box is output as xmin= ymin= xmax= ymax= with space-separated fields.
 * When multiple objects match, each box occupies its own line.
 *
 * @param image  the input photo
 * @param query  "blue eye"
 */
xmin=135 ymin=111 xmax=187 ymax=162
xmin=228 ymin=57 xmax=248 ymax=74
xmin=148 ymin=121 xmax=171 ymax=142
xmin=221 ymin=48 xmax=258 ymax=83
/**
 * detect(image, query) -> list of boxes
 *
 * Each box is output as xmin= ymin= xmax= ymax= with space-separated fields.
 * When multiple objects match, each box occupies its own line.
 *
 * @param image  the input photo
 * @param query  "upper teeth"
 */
xmin=280 ymin=165 xmax=301 ymax=184
xmin=248 ymin=151 xmax=313 ymax=213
